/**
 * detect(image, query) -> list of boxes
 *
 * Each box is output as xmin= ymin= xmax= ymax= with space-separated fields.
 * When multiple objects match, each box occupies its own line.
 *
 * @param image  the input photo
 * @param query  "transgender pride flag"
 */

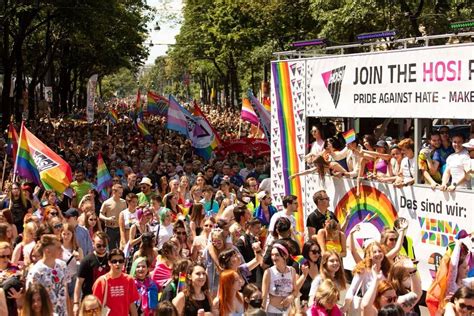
xmin=167 ymin=95 xmax=189 ymax=137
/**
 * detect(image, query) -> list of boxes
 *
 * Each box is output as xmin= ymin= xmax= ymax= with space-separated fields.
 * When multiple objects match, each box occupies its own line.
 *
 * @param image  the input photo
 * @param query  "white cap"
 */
xmin=462 ymin=138 xmax=474 ymax=149
xmin=256 ymin=191 xmax=268 ymax=201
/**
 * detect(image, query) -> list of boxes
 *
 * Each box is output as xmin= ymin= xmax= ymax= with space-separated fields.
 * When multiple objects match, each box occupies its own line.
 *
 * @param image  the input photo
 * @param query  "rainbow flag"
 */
xmin=14 ymin=122 xmax=72 ymax=193
xmin=108 ymin=109 xmax=119 ymax=124
xmin=343 ymin=129 xmax=356 ymax=144
xmin=262 ymin=96 xmax=271 ymax=112
xmin=241 ymin=98 xmax=259 ymax=126
xmin=177 ymin=272 xmax=186 ymax=292
xmin=146 ymin=91 xmax=169 ymax=116
xmin=272 ymin=62 xmax=303 ymax=246
xmin=96 ymin=153 xmax=112 ymax=201
xmin=7 ymin=122 xmax=18 ymax=163
xmin=291 ymin=255 xmax=308 ymax=265
xmin=192 ymin=102 xmax=220 ymax=160
xmin=248 ymin=89 xmax=271 ymax=142
xmin=136 ymin=118 xmax=153 ymax=142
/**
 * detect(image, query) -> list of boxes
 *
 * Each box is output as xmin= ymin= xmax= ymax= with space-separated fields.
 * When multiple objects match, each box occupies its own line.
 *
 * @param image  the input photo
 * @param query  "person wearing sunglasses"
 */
xmin=92 ymin=249 xmax=139 ymax=316
xmin=444 ymin=286 xmax=474 ymax=316
xmin=361 ymin=265 xmax=399 ymax=316
xmin=74 ymin=232 xmax=110 ymax=315
xmin=78 ymin=294 xmax=103 ymax=316
xmin=307 ymin=189 xmax=339 ymax=243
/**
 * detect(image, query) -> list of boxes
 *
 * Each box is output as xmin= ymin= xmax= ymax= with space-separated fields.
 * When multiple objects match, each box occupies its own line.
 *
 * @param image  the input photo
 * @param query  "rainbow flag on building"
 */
xmin=14 ymin=122 xmax=72 ymax=193
xmin=241 ymin=98 xmax=259 ymax=126
xmin=7 ymin=122 xmax=18 ymax=163
xmin=146 ymin=91 xmax=169 ymax=116
xmin=96 ymin=153 xmax=112 ymax=201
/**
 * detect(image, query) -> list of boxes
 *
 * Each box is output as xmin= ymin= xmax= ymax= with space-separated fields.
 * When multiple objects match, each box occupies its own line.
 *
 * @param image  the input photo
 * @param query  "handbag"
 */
xmin=101 ymin=276 xmax=111 ymax=316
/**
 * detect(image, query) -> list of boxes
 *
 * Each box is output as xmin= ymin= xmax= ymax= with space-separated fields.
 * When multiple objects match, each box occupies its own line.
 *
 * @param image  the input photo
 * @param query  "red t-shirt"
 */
xmin=92 ymin=273 xmax=139 ymax=316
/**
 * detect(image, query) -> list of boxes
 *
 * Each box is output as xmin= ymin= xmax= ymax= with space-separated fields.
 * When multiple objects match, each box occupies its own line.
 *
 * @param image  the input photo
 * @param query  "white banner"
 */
xmin=87 ymin=74 xmax=98 ymax=124
xmin=305 ymin=44 xmax=474 ymax=119
xmin=305 ymin=176 xmax=473 ymax=291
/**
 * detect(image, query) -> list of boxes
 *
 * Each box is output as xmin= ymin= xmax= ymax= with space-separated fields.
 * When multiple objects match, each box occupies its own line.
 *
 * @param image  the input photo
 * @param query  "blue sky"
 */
xmin=146 ymin=0 xmax=183 ymax=65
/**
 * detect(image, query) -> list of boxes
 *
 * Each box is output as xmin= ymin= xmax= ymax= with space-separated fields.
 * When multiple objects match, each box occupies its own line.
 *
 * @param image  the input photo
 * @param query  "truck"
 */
xmin=269 ymin=38 xmax=473 ymax=291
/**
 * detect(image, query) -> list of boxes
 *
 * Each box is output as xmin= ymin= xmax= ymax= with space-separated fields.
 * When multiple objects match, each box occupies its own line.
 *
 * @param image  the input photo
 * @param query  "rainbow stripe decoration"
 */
xmin=363 ymin=213 xmax=378 ymax=223
xmin=147 ymin=91 xmax=169 ymax=116
xmin=7 ymin=122 xmax=18 ymax=163
xmin=334 ymin=185 xmax=398 ymax=236
xmin=108 ymin=109 xmax=119 ymax=124
xmin=177 ymin=272 xmax=186 ymax=292
xmin=291 ymin=255 xmax=308 ymax=265
xmin=96 ymin=153 xmax=112 ymax=201
xmin=14 ymin=122 xmax=72 ymax=193
xmin=272 ymin=61 xmax=304 ymax=246
xmin=241 ymin=98 xmax=259 ymax=126
xmin=343 ymin=129 xmax=356 ymax=144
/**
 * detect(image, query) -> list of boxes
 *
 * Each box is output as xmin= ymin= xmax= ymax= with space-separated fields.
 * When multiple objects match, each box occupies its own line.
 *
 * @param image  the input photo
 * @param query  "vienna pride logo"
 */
xmin=321 ymin=66 xmax=346 ymax=108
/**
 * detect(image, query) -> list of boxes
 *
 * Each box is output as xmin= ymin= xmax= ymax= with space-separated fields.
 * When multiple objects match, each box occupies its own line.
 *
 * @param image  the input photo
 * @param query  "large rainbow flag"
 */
xmin=146 ymin=91 xmax=169 ymax=116
xmin=7 ymin=122 xmax=18 ymax=163
xmin=272 ymin=62 xmax=304 ymax=245
xmin=241 ymin=98 xmax=259 ymax=126
xmin=14 ymin=122 xmax=72 ymax=193
xmin=96 ymin=153 xmax=112 ymax=201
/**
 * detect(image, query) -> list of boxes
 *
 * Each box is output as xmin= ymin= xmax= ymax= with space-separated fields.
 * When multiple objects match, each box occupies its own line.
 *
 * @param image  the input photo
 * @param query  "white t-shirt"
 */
xmin=446 ymin=149 xmax=470 ymax=188
xmin=156 ymin=223 xmax=174 ymax=250
xmin=400 ymin=156 xmax=416 ymax=180
xmin=310 ymin=139 xmax=325 ymax=156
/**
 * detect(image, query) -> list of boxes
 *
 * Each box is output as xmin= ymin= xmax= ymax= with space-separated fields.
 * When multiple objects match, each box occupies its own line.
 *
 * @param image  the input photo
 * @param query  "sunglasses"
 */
xmin=176 ymin=232 xmax=186 ymax=236
xmin=459 ymin=303 xmax=474 ymax=311
xmin=95 ymin=244 xmax=106 ymax=249
xmin=89 ymin=218 xmax=97 ymax=221
xmin=0 ymin=254 xmax=10 ymax=259
xmin=50 ymin=212 xmax=59 ymax=216
xmin=388 ymin=238 xmax=397 ymax=242
xmin=318 ymin=197 xmax=330 ymax=201
xmin=110 ymin=259 xmax=124 ymax=264
xmin=310 ymin=249 xmax=320 ymax=254
xmin=383 ymin=296 xmax=397 ymax=304
xmin=53 ymin=223 xmax=63 ymax=229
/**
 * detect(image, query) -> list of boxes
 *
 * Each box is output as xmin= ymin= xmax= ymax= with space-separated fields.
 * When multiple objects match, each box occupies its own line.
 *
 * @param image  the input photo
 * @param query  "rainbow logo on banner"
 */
xmin=343 ymin=129 xmax=356 ymax=144
xmin=335 ymin=185 xmax=398 ymax=236
xmin=272 ymin=61 xmax=304 ymax=245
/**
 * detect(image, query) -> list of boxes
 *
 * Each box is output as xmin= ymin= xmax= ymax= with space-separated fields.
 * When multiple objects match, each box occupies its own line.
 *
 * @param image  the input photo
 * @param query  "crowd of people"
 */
xmin=0 ymin=108 xmax=472 ymax=316
xmin=292 ymin=122 xmax=473 ymax=192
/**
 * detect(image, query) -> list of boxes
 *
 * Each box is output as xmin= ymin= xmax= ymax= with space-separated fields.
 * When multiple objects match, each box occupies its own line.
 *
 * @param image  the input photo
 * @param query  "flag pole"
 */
xmin=0 ymin=153 xmax=7 ymax=192
xmin=12 ymin=121 xmax=25 ymax=184
xmin=106 ymin=121 xmax=109 ymax=136
xmin=238 ymin=119 xmax=242 ymax=139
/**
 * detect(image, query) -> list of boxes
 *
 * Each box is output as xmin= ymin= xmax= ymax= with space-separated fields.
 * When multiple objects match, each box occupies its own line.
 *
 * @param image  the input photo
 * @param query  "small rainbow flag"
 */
xmin=96 ymin=153 xmax=112 ymax=201
xmin=343 ymin=129 xmax=356 ymax=144
xmin=362 ymin=213 xmax=378 ymax=223
xmin=136 ymin=118 xmax=153 ymax=142
xmin=108 ymin=109 xmax=118 ymax=124
xmin=146 ymin=91 xmax=169 ymax=116
xmin=177 ymin=272 xmax=186 ymax=292
xmin=290 ymin=255 xmax=308 ymax=265
xmin=7 ymin=122 xmax=18 ymax=163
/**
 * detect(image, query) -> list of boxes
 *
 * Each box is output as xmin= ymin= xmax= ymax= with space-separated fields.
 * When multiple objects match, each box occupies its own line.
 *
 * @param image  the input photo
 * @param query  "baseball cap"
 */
xmin=64 ymin=208 xmax=80 ymax=218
